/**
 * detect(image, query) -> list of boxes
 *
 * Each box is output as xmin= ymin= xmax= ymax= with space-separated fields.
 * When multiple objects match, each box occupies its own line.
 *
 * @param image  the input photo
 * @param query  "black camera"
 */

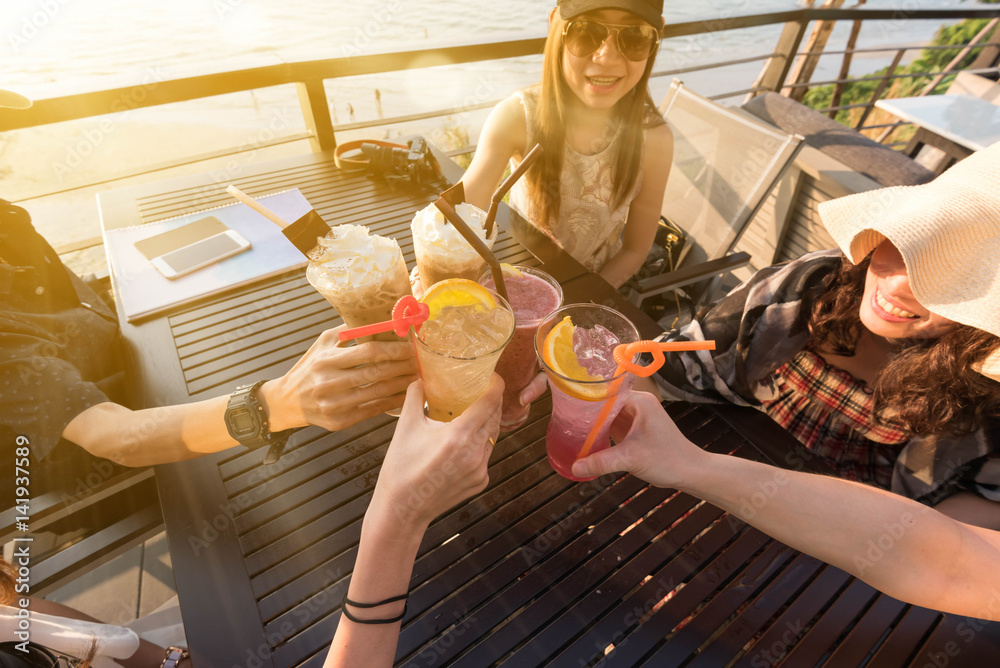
xmin=361 ymin=137 xmax=441 ymax=185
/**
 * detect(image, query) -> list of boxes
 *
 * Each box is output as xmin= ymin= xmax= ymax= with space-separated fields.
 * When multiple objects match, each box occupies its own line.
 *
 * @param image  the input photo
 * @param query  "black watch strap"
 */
xmin=225 ymin=381 xmax=291 ymax=463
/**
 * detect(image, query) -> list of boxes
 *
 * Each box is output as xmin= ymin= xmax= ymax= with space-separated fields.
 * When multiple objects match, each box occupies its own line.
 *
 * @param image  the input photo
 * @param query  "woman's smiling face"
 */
xmin=859 ymin=239 xmax=959 ymax=340
xmin=560 ymin=9 xmax=651 ymax=112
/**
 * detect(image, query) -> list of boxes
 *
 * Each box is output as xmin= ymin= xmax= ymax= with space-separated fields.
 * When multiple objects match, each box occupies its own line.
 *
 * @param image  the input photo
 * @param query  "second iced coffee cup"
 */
xmin=305 ymin=224 xmax=411 ymax=342
xmin=411 ymin=201 xmax=497 ymax=294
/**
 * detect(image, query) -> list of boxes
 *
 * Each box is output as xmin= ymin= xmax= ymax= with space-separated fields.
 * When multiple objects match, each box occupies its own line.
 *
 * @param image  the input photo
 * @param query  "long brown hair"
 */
xmin=1 ymin=558 xmax=16 ymax=605
xmin=809 ymin=255 xmax=1000 ymax=434
xmin=526 ymin=9 xmax=665 ymax=230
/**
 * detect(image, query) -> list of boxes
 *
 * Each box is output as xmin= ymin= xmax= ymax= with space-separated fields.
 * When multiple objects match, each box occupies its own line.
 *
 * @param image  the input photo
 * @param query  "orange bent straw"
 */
xmin=576 ymin=339 xmax=717 ymax=461
xmin=337 ymin=295 xmax=430 ymax=342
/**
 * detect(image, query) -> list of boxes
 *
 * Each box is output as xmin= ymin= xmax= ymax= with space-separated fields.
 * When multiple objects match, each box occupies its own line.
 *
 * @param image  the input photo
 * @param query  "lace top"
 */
xmin=755 ymin=348 xmax=910 ymax=488
xmin=508 ymin=88 xmax=644 ymax=272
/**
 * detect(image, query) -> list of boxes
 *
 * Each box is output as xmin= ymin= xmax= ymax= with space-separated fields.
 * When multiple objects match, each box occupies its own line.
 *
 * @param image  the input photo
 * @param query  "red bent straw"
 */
xmin=337 ymin=295 xmax=430 ymax=343
xmin=577 ymin=339 xmax=717 ymax=460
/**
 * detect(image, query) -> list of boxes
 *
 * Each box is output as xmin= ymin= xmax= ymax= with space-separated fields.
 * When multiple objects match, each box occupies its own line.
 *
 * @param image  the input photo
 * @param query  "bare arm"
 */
xmin=598 ymin=123 xmax=673 ymax=288
xmin=62 ymin=331 xmax=417 ymax=466
xmin=460 ymin=94 xmax=527 ymax=211
xmin=574 ymin=392 xmax=1000 ymax=620
xmin=325 ymin=377 xmax=502 ymax=668
xmin=934 ymin=491 xmax=1000 ymax=530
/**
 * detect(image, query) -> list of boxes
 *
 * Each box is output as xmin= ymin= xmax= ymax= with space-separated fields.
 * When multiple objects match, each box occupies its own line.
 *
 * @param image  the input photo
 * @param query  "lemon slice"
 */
xmin=542 ymin=316 xmax=609 ymax=400
xmin=421 ymin=278 xmax=496 ymax=320
xmin=500 ymin=263 xmax=523 ymax=279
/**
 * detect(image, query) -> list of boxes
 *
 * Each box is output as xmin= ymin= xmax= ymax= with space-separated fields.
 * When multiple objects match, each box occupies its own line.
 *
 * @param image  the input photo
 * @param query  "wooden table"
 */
xmin=875 ymin=93 xmax=1000 ymax=171
xmin=98 ymin=145 xmax=1000 ymax=667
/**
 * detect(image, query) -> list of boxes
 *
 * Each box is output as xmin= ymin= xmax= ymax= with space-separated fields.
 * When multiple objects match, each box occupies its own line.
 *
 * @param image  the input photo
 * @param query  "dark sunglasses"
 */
xmin=562 ymin=20 xmax=660 ymax=62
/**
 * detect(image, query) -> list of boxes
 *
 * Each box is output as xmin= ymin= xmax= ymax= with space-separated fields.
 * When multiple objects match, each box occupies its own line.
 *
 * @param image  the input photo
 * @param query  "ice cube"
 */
xmin=466 ymin=306 xmax=512 ymax=349
xmin=421 ymin=303 xmax=512 ymax=357
xmin=573 ymin=324 xmax=620 ymax=379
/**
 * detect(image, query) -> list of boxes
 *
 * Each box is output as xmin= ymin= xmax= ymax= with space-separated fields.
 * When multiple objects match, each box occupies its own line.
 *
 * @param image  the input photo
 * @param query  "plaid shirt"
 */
xmin=652 ymin=250 xmax=1000 ymax=506
xmin=758 ymin=349 xmax=909 ymax=488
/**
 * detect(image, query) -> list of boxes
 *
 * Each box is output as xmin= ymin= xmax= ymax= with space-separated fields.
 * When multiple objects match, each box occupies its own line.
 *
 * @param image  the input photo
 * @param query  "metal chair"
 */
xmin=626 ymin=79 xmax=804 ymax=323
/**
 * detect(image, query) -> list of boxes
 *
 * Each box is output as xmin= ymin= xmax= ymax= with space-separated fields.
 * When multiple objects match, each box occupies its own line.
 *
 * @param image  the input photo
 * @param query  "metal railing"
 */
xmin=2 ymin=6 xmax=998 ymax=255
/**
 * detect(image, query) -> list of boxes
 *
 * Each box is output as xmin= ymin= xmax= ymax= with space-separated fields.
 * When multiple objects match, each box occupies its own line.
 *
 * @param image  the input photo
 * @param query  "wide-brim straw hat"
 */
xmin=818 ymin=141 xmax=1000 ymax=383
xmin=0 ymin=88 xmax=32 ymax=109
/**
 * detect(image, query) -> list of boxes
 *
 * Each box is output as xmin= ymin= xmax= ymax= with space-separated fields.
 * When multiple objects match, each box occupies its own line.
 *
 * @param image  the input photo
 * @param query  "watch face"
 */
xmin=230 ymin=407 xmax=257 ymax=436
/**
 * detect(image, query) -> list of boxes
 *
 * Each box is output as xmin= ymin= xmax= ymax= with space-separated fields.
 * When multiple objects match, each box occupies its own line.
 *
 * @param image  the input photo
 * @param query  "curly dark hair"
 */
xmin=808 ymin=254 xmax=1000 ymax=435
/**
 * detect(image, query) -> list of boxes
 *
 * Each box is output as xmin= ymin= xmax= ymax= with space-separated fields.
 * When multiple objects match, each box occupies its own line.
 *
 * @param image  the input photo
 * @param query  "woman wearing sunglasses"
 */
xmin=460 ymin=0 xmax=673 ymax=289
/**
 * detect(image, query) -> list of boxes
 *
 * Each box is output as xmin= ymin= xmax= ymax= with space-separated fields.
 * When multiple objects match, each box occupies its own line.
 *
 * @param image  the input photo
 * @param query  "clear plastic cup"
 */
xmin=413 ymin=282 xmax=515 ymax=422
xmin=411 ymin=202 xmax=497 ymax=294
xmin=535 ymin=304 xmax=640 ymax=481
xmin=479 ymin=266 xmax=563 ymax=432
xmin=306 ymin=227 xmax=411 ymax=343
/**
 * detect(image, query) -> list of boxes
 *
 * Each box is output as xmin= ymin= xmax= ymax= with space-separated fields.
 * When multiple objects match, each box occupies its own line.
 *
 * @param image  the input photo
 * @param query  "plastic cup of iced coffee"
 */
xmin=306 ymin=224 xmax=411 ymax=343
xmin=410 ymin=202 xmax=498 ymax=295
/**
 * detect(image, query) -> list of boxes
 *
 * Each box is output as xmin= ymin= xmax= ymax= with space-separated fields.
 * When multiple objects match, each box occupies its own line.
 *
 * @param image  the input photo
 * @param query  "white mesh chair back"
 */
xmin=660 ymin=79 xmax=802 ymax=268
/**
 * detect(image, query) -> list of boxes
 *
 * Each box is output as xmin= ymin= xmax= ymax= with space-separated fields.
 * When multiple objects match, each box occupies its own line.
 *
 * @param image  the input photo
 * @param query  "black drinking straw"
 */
xmin=431 ymin=143 xmax=544 ymax=302
xmin=433 ymin=196 xmax=509 ymax=302
xmin=484 ymin=143 xmax=543 ymax=239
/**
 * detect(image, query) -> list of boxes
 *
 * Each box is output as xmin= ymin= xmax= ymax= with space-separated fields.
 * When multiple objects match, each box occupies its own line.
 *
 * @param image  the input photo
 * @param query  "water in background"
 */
xmin=2 ymin=0 xmax=984 ymax=99
xmin=0 ymin=0 xmax=989 ymax=262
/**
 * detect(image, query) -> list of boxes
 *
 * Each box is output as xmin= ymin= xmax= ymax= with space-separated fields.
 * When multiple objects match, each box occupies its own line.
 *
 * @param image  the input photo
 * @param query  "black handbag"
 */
xmin=648 ymin=215 xmax=686 ymax=278
xmin=623 ymin=215 xmax=689 ymax=327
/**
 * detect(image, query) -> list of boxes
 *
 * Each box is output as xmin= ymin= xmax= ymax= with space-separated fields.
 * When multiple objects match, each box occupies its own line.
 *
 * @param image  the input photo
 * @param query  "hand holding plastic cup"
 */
xmin=536 ymin=303 xmax=716 ymax=481
xmin=576 ymin=338 xmax=717 ymax=463
xmin=334 ymin=294 xmax=430 ymax=418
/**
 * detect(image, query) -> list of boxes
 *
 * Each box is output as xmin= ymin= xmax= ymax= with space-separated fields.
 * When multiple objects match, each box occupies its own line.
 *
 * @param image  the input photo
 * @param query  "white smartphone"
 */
xmin=151 ymin=230 xmax=251 ymax=280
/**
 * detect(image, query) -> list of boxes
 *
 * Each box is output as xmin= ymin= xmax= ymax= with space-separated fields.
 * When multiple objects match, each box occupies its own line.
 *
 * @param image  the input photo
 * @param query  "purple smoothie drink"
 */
xmin=480 ymin=267 xmax=563 ymax=431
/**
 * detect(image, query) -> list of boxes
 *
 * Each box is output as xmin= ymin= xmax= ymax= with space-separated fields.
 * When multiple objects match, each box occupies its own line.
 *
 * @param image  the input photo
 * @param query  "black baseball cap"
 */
xmin=557 ymin=0 xmax=664 ymax=27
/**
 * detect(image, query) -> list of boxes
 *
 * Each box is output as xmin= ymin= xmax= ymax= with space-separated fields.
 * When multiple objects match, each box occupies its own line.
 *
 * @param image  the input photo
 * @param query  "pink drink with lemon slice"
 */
xmin=480 ymin=267 xmax=563 ymax=431
xmin=535 ymin=305 xmax=640 ymax=481
xmin=545 ymin=382 xmax=634 ymax=479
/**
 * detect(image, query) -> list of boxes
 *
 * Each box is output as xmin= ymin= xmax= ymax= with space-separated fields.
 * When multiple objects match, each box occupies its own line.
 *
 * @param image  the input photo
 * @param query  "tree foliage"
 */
xmin=802 ymin=18 xmax=998 ymax=138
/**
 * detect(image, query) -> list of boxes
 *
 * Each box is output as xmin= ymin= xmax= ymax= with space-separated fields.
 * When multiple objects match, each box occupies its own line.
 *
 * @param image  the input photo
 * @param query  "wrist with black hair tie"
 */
xmin=341 ymin=593 xmax=409 ymax=625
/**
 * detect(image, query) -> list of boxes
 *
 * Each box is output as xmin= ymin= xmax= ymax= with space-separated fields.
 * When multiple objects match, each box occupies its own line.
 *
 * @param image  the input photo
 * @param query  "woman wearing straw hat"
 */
xmin=564 ymin=144 xmax=1000 ymax=619
xmin=576 ymin=141 xmax=1000 ymax=525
